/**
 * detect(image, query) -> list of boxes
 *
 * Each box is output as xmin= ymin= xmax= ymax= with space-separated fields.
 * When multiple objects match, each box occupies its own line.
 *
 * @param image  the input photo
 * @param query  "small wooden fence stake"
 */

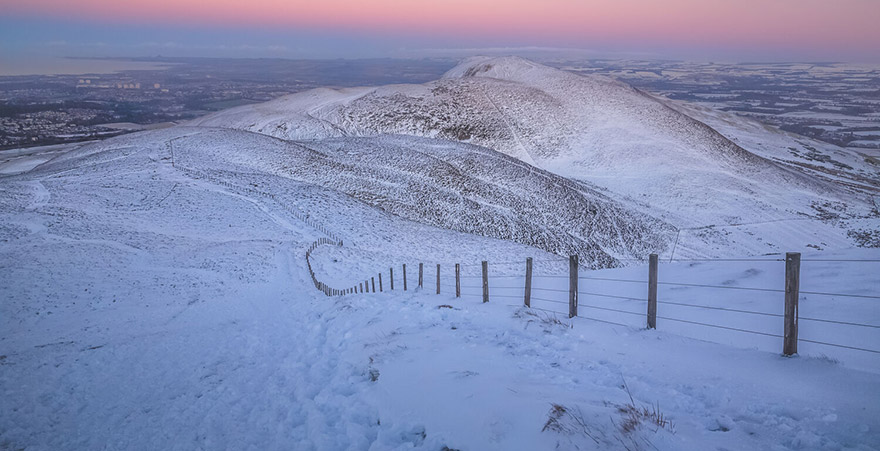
xmin=784 ymin=252 xmax=801 ymax=356
xmin=647 ymin=254 xmax=658 ymax=329
xmin=482 ymin=261 xmax=489 ymax=303
xmin=403 ymin=264 xmax=407 ymax=291
xmin=360 ymin=282 xmax=363 ymax=293
xmin=455 ymin=264 xmax=461 ymax=298
xmin=524 ymin=257 xmax=533 ymax=307
xmin=569 ymin=255 xmax=578 ymax=318
xmin=419 ymin=263 xmax=424 ymax=288
xmin=365 ymin=279 xmax=369 ymax=293
xmin=436 ymin=264 xmax=441 ymax=294
xmin=379 ymin=273 xmax=383 ymax=292
xmin=371 ymin=277 xmax=375 ymax=293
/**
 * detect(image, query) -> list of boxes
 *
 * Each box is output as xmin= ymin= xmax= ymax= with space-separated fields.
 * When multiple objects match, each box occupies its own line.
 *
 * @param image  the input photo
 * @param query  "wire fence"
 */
xmin=347 ymin=254 xmax=880 ymax=362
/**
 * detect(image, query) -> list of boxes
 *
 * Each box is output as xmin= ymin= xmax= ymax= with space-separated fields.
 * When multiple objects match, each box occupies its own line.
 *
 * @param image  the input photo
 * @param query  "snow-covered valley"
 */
xmin=2 ymin=56 xmax=879 ymax=450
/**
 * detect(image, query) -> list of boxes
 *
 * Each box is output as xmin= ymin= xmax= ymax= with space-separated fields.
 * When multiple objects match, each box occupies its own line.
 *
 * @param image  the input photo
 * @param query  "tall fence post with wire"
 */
xmin=784 ymin=252 xmax=800 ymax=356
xmin=482 ymin=261 xmax=489 ymax=303
xmin=524 ymin=257 xmax=532 ymax=308
xmin=569 ymin=255 xmax=578 ymax=318
xmin=647 ymin=253 xmax=658 ymax=329
xmin=455 ymin=264 xmax=461 ymax=298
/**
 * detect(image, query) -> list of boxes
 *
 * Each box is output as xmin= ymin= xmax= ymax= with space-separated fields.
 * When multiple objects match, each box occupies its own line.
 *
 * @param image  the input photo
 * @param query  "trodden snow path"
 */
xmin=0 ymin=251 xmax=446 ymax=450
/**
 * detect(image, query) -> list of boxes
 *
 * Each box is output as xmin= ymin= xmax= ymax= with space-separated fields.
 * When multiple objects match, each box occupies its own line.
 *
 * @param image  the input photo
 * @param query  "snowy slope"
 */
xmin=160 ymin=127 xmax=672 ymax=265
xmin=193 ymin=56 xmax=879 ymax=258
xmin=2 ymin=127 xmax=879 ymax=449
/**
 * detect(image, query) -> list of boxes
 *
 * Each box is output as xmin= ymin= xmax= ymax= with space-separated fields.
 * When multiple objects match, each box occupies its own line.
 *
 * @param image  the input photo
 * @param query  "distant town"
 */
xmin=0 ymin=57 xmax=456 ymax=149
xmin=1 ymin=56 xmax=879 ymax=158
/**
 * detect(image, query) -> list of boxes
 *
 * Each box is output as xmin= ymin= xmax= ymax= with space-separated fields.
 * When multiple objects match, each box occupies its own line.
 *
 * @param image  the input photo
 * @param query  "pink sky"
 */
xmin=3 ymin=0 xmax=879 ymax=58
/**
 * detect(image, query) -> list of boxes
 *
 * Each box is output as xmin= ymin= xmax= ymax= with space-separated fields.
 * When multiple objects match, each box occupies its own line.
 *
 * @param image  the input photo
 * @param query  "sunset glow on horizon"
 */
xmin=2 ymin=0 xmax=879 ymax=61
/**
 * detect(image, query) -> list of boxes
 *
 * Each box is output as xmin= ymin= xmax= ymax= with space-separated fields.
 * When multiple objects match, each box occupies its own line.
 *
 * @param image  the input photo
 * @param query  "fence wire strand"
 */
xmin=801 ymin=290 xmax=880 ymax=300
xmin=531 ymin=296 xmax=568 ymax=305
xmin=578 ymin=291 xmax=645 ymax=302
xmin=658 ymin=281 xmax=784 ymax=293
xmin=799 ymin=316 xmax=880 ymax=329
xmin=575 ymin=314 xmax=630 ymax=328
xmin=656 ymin=316 xmax=782 ymax=338
xmin=578 ymin=304 xmax=644 ymax=317
xmin=798 ymin=338 xmax=880 ymax=354
xmin=657 ymin=300 xmax=783 ymax=318
xmin=532 ymin=287 xmax=569 ymax=294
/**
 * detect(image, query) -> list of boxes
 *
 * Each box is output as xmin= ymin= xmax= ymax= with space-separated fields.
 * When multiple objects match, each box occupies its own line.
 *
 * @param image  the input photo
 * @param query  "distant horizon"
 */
xmin=4 ymin=53 xmax=879 ymax=78
xmin=2 ymin=0 xmax=879 ymax=64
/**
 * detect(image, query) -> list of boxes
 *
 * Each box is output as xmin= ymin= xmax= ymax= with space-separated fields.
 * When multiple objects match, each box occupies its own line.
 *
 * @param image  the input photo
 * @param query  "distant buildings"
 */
xmin=76 ymin=79 xmax=154 ymax=90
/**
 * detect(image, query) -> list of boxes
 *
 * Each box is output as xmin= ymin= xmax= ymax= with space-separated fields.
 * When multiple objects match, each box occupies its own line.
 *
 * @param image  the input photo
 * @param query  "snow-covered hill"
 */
xmin=194 ymin=56 xmax=879 ymax=257
xmin=56 ymin=126 xmax=670 ymax=265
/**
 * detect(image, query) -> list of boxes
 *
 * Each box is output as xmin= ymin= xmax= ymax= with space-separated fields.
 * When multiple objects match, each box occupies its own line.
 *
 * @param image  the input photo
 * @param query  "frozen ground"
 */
xmin=2 ymin=125 xmax=879 ymax=450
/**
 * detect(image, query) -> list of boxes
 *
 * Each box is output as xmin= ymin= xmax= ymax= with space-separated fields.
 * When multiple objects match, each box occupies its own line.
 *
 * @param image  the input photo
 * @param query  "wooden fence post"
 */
xmin=482 ymin=261 xmax=489 ymax=303
xmin=436 ymin=264 xmax=441 ymax=294
xmin=419 ymin=263 xmax=424 ymax=288
xmin=403 ymin=264 xmax=407 ymax=291
xmin=455 ymin=264 xmax=461 ymax=298
xmin=784 ymin=252 xmax=800 ymax=356
xmin=379 ymin=273 xmax=383 ymax=292
xmin=647 ymin=254 xmax=658 ymax=329
xmin=360 ymin=282 xmax=363 ymax=293
xmin=569 ymin=255 xmax=578 ymax=318
xmin=390 ymin=267 xmax=394 ymax=290
xmin=524 ymin=257 xmax=532 ymax=307
xmin=371 ymin=277 xmax=375 ymax=293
